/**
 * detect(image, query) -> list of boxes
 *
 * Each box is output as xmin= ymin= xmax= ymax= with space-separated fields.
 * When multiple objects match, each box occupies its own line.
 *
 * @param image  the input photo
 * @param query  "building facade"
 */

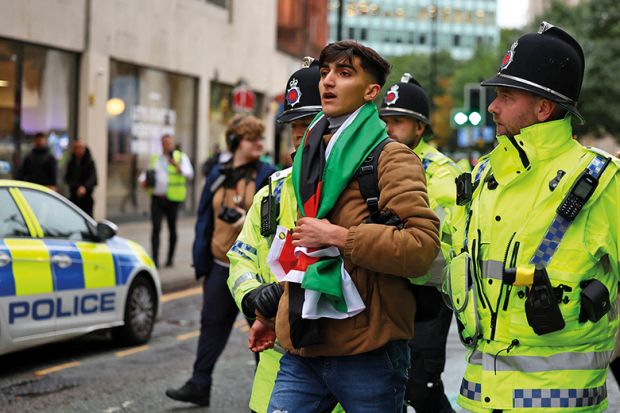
xmin=0 ymin=0 xmax=314 ymax=220
xmin=328 ymin=0 xmax=499 ymax=59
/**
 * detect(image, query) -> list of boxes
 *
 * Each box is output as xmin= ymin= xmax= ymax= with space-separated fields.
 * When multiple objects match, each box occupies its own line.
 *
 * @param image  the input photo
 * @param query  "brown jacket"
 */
xmin=274 ymin=141 xmax=440 ymax=357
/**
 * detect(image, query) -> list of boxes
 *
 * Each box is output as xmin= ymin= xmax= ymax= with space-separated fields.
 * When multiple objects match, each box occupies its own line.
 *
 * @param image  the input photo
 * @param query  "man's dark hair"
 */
xmin=319 ymin=40 xmax=391 ymax=86
xmin=34 ymin=132 xmax=45 ymax=140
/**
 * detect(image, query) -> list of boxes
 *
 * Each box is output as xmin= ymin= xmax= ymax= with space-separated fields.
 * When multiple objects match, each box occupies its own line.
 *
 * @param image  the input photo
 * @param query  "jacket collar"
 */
xmin=489 ymin=116 xmax=577 ymax=185
xmin=413 ymin=139 xmax=431 ymax=158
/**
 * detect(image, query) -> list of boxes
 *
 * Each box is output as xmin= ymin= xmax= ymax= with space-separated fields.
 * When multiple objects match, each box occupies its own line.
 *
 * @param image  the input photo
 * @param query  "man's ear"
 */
xmin=535 ymin=98 xmax=556 ymax=122
xmin=363 ymin=83 xmax=382 ymax=102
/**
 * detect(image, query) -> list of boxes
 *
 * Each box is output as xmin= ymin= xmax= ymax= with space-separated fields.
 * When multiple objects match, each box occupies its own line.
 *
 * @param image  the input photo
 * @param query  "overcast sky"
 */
xmin=497 ymin=0 xmax=529 ymax=28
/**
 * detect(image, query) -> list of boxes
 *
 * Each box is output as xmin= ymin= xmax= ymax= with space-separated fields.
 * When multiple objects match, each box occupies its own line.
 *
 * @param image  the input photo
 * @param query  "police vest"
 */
xmin=446 ymin=117 xmax=619 ymax=412
xmin=149 ymin=151 xmax=187 ymax=202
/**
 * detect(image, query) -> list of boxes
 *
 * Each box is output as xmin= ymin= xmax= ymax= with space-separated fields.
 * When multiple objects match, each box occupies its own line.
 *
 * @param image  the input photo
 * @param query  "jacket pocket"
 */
xmin=442 ymin=251 xmax=479 ymax=347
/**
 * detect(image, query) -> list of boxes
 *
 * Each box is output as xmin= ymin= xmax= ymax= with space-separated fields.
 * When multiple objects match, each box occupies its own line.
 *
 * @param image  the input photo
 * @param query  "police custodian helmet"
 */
xmin=276 ymin=57 xmax=322 ymax=124
xmin=481 ymin=21 xmax=585 ymax=123
xmin=380 ymin=73 xmax=432 ymax=134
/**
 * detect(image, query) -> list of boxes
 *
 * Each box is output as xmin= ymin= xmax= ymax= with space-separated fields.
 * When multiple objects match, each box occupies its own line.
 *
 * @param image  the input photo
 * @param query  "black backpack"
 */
xmin=354 ymin=138 xmax=403 ymax=228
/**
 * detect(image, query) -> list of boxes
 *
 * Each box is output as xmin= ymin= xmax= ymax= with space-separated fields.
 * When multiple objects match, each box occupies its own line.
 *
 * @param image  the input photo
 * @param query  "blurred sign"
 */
xmin=232 ymin=81 xmax=256 ymax=113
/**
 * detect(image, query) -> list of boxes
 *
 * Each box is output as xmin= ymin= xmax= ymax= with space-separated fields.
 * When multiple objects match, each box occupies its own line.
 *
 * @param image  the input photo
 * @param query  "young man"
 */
xmin=444 ymin=22 xmax=619 ymax=412
xmin=227 ymin=58 xmax=343 ymax=413
xmin=380 ymin=73 xmax=459 ymax=413
xmin=166 ymin=117 xmax=275 ymax=407
xmin=256 ymin=40 xmax=440 ymax=412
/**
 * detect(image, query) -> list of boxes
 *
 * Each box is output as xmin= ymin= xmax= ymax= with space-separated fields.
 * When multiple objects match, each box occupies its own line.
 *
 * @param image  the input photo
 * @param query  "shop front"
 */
xmin=0 ymin=37 xmax=78 ymax=182
xmin=107 ymin=60 xmax=197 ymax=220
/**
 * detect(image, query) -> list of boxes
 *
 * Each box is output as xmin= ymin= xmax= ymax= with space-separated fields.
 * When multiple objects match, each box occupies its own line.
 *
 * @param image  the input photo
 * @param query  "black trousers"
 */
xmin=405 ymin=287 xmax=455 ymax=413
xmin=150 ymin=196 xmax=180 ymax=267
xmin=70 ymin=195 xmax=94 ymax=217
xmin=191 ymin=262 xmax=256 ymax=386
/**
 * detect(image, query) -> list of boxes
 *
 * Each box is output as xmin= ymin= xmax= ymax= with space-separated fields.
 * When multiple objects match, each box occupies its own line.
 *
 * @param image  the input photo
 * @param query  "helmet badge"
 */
xmin=500 ymin=40 xmax=518 ymax=71
xmin=385 ymin=84 xmax=399 ymax=106
xmin=286 ymin=78 xmax=302 ymax=107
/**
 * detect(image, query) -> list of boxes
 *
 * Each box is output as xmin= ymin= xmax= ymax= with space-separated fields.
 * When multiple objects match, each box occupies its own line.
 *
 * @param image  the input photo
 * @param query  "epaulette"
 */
xmin=270 ymin=167 xmax=293 ymax=182
xmin=586 ymin=146 xmax=620 ymax=169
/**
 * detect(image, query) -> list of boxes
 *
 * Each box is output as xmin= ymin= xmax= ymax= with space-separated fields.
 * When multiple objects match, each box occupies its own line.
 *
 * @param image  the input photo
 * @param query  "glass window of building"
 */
xmin=0 ymin=38 xmax=77 ymax=182
xmin=107 ymin=61 xmax=197 ymax=219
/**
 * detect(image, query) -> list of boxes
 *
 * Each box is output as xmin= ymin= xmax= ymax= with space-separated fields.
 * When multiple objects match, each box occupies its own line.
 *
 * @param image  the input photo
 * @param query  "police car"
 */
xmin=0 ymin=180 xmax=162 ymax=356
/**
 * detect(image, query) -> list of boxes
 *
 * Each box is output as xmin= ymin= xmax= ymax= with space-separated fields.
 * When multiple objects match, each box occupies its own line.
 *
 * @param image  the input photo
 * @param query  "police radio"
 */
xmin=455 ymin=173 xmax=473 ymax=205
xmin=556 ymin=163 xmax=607 ymax=221
xmin=260 ymin=178 xmax=279 ymax=237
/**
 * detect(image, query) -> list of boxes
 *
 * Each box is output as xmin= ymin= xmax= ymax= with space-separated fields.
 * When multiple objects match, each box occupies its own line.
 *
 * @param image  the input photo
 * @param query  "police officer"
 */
xmin=380 ymin=73 xmax=459 ymax=413
xmin=444 ymin=22 xmax=619 ymax=412
xmin=227 ymin=58 xmax=344 ymax=413
xmin=140 ymin=134 xmax=194 ymax=268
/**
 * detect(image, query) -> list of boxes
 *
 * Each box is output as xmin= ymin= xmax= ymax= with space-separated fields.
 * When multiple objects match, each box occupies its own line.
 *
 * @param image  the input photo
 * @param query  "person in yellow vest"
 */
xmin=443 ymin=22 xmax=619 ymax=412
xmin=140 ymin=134 xmax=194 ymax=268
xmin=380 ymin=73 xmax=460 ymax=413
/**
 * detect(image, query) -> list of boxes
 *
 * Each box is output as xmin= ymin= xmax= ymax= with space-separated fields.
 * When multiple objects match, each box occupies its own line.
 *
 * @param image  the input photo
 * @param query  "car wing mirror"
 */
xmin=96 ymin=220 xmax=118 ymax=241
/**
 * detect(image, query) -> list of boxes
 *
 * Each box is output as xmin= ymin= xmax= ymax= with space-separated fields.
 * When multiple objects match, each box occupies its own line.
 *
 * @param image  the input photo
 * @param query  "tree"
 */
xmin=381 ymin=51 xmax=458 ymax=145
xmin=531 ymin=0 xmax=620 ymax=141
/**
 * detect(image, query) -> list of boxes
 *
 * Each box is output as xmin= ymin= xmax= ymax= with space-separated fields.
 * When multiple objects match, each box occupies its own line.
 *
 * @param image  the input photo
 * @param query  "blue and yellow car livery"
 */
xmin=0 ymin=180 xmax=161 ymax=355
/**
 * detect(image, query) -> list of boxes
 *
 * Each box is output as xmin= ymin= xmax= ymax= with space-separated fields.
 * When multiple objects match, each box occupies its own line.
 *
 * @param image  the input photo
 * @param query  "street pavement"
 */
xmin=117 ymin=216 xmax=620 ymax=411
xmin=117 ymin=216 xmax=201 ymax=294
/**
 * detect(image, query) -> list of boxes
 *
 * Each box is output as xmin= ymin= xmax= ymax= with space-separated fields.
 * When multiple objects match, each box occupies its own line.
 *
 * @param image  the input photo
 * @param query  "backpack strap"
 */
xmin=354 ymin=138 xmax=393 ymax=220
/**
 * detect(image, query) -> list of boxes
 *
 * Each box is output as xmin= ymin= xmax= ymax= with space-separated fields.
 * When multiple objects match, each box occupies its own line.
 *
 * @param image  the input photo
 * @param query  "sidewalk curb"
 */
xmin=160 ymin=275 xmax=202 ymax=294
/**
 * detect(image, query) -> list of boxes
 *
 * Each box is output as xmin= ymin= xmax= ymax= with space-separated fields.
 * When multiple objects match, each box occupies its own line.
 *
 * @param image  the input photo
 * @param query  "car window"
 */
xmin=20 ymin=189 xmax=92 ymax=240
xmin=0 ymin=189 xmax=30 ymax=238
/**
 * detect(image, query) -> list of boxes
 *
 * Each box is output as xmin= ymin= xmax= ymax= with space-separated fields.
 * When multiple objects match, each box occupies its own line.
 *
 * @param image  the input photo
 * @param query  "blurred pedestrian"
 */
xmin=445 ymin=22 xmax=619 ymax=412
xmin=201 ymin=144 xmax=231 ymax=177
xmin=18 ymin=132 xmax=57 ymax=190
xmin=380 ymin=73 xmax=459 ymax=413
xmin=139 ymin=134 xmax=194 ymax=268
xmin=165 ymin=115 xmax=275 ymax=407
xmin=64 ymin=140 xmax=98 ymax=217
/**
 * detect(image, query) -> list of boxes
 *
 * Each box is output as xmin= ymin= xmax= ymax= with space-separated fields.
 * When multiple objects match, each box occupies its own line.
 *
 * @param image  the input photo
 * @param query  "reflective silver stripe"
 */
xmin=469 ymin=349 xmax=482 ymax=365
xmin=496 ymin=73 xmax=575 ymax=104
xmin=231 ymin=272 xmax=256 ymax=296
xmin=473 ymin=350 xmax=613 ymax=373
xmin=482 ymin=260 xmax=504 ymax=280
xmin=273 ymin=342 xmax=287 ymax=355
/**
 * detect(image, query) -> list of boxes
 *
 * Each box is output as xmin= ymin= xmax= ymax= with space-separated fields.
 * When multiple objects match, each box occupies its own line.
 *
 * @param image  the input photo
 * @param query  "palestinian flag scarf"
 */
xmin=274 ymin=102 xmax=387 ymax=348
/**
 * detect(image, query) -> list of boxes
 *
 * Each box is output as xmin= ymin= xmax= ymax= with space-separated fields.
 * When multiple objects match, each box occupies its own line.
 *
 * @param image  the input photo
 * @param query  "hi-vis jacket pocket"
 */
xmin=442 ymin=252 xmax=479 ymax=347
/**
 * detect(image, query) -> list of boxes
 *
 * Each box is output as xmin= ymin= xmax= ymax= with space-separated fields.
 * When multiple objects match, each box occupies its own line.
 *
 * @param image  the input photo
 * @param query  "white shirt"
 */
xmin=139 ymin=152 xmax=194 ymax=196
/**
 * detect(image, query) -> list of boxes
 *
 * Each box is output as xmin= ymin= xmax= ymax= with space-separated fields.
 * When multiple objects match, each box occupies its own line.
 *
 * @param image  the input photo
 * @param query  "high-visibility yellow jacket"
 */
xmin=412 ymin=139 xmax=461 ymax=285
xmin=447 ymin=117 xmax=619 ymax=412
xmin=149 ymin=150 xmax=188 ymax=202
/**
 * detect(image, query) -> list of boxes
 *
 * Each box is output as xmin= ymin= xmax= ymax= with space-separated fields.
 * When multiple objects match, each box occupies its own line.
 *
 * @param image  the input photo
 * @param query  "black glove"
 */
xmin=242 ymin=283 xmax=283 ymax=319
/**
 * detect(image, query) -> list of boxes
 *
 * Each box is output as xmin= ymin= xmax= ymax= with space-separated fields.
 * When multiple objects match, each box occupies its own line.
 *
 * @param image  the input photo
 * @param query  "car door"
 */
xmin=18 ymin=188 xmax=119 ymax=331
xmin=0 ymin=188 xmax=57 ymax=340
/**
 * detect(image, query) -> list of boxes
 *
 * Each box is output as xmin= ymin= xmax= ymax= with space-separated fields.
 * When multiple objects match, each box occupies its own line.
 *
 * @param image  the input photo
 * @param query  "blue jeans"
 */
xmin=268 ymin=340 xmax=410 ymax=413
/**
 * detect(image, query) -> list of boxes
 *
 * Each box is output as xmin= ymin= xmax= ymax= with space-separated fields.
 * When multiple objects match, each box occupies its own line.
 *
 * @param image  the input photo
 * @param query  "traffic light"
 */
xmin=465 ymin=84 xmax=482 ymax=126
